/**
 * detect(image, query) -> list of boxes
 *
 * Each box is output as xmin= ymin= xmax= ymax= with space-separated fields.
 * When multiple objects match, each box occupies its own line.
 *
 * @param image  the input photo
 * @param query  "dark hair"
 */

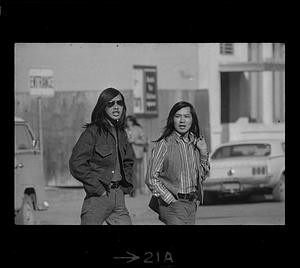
xmin=126 ymin=115 xmax=141 ymax=127
xmin=83 ymin=87 xmax=127 ymax=134
xmin=155 ymin=101 xmax=200 ymax=142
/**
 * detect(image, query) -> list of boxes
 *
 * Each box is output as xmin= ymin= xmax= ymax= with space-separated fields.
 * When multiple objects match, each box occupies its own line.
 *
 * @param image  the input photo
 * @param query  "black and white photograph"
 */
xmin=5 ymin=2 xmax=289 ymax=265
xmin=14 ymin=43 xmax=285 ymax=227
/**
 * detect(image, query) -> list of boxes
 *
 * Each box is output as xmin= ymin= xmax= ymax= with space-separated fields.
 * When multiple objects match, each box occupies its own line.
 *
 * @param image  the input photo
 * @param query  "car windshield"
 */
xmin=15 ymin=124 xmax=33 ymax=150
xmin=212 ymin=143 xmax=271 ymax=159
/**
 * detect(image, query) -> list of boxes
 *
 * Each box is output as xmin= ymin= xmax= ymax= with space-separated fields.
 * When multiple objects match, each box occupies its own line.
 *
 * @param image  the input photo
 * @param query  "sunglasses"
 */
xmin=107 ymin=100 xmax=124 ymax=108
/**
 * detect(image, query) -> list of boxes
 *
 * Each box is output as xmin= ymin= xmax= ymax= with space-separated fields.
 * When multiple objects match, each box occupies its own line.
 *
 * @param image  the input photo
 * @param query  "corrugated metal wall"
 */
xmin=15 ymin=89 xmax=210 ymax=186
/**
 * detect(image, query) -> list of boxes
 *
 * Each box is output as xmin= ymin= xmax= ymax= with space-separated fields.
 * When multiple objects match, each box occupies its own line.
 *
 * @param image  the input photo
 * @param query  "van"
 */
xmin=14 ymin=116 xmax=49 ymax=224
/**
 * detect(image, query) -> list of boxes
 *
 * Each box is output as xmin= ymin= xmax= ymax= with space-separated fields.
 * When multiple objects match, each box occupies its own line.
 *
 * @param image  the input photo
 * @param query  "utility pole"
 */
xmin=30 ymin=69 xmax=54 ymax=186
xmin=38 ymin=96 xmax=44 ymax=177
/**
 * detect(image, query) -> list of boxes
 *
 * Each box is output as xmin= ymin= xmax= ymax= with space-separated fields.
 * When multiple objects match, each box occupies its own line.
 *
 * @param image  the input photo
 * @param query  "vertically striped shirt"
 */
xmin=145 ymin=131 xmax=210 ymax=204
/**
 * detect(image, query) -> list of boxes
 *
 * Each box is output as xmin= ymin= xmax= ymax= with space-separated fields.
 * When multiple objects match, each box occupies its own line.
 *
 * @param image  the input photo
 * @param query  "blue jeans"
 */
xmin=158 ymin=198 xmax=197 ymax=225
xmin=81 ymin=188 xmax=132 ymax=225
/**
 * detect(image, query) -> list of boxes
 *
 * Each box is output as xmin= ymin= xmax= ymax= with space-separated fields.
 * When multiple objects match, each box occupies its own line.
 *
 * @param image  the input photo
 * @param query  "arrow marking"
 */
xmin=113 ymin=251 xmax=140 ymax=263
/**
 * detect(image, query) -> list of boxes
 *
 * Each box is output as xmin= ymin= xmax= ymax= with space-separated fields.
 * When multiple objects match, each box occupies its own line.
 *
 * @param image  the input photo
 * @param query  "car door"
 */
xmin=15 ymin=122 xmax=47 ymax=210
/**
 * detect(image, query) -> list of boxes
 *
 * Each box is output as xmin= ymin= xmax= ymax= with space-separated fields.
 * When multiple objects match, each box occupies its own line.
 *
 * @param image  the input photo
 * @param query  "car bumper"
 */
xmin=203 ymin=176 xmax=273 ymax=196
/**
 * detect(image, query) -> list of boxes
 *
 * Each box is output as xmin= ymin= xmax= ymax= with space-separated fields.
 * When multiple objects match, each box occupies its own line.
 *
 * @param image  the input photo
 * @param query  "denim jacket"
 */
xmin=69 ymin=124 xmax=134 ymax=197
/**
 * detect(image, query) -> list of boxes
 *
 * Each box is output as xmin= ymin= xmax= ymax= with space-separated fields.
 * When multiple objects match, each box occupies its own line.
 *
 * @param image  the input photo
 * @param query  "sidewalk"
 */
xmin=125 ymin=192 xmax=163 ymax=225
xmin=43 ymin=186 xmax=162 ymax=225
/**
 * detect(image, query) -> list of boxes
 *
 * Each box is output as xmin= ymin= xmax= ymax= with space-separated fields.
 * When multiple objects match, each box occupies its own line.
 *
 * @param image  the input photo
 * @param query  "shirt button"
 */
xmin=112 ymin=171 xmax=115 ymax=174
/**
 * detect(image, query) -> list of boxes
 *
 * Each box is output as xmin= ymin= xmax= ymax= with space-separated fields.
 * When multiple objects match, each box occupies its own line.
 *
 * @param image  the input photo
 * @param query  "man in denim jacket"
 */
xmin=69 ymin=88 xmax=134 ymax=225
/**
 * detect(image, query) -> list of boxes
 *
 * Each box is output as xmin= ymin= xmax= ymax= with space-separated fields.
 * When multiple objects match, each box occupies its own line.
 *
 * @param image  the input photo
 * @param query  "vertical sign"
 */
xmin=133 ymin=68 xmax=144 ymax=114
xmin=144 ymin=68 xmax=158 ymax=113
xmin=133 ymin=66 xmax=158 ymax=116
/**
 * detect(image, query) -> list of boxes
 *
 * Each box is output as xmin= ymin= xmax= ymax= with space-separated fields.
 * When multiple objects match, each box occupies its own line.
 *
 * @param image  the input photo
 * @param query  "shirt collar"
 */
xmin=173 ymin=131 xmax=195 ymax=144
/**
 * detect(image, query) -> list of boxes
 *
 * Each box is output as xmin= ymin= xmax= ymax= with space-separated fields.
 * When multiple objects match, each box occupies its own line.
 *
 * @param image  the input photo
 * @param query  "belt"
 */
xmin=110 ymin=181 xmax=121 ymax=189
xmin=178 ymin=192 xmax=197 ymax=202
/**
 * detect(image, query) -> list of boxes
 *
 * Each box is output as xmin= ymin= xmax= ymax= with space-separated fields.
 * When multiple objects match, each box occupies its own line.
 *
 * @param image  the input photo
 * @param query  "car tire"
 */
xmin=272 ymin=173 xmax=285 ymax=202
xmin=15 ymin=194 xmax=35 ymax=225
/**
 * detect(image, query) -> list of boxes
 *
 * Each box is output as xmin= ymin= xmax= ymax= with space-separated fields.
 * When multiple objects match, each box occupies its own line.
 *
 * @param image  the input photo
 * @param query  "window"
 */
xmin=212 ymin=143 xmax=271 ymax=159
xmin=15 ymin=124 xmax=33 ymax=150
xmin=220 ymin=43 xmax=234 ymax=55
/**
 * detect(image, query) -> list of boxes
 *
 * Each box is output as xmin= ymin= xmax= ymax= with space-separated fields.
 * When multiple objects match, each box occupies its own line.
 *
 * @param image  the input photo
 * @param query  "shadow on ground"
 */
xmin=203 ymin=194 xmax=277 ymax=206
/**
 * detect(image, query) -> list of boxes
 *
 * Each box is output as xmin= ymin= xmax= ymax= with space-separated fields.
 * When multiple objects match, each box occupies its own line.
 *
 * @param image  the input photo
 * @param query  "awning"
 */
xmin=219 ymin=61 xmax=285 ymax=72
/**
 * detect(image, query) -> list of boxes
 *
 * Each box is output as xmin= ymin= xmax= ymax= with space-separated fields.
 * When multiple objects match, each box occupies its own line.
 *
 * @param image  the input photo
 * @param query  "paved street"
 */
xmin=34 ymin=187 xmax=285 ymax=225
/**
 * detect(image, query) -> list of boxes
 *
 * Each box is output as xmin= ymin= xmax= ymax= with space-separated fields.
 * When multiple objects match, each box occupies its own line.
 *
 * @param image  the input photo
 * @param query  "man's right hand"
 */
xmin=195 ymin=136 xmax=208 ymax=154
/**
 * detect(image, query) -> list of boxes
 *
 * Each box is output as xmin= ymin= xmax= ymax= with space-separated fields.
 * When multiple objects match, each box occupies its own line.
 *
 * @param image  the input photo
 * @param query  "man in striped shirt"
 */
xmin=145 ymin=101 xmax=210 ymax=225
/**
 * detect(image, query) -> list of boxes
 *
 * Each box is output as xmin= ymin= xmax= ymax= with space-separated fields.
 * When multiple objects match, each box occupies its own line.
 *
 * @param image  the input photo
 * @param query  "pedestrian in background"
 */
xmin=125 ymin=115 xmax=148 ymax=197
xmin=145 ymin=101 xmax=210 ymax=225
xmin=69 ymin=87 xmax=134 ymax=225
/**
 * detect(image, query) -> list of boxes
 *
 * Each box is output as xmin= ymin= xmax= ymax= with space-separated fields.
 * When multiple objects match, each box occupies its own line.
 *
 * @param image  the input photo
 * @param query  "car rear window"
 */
xmin=212 ymin=143 xmax=271 ymax=159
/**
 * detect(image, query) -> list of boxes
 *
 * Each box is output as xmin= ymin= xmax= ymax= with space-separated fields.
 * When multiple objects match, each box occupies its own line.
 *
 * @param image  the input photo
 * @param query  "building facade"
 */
xmin=201 ymin=43 xmax=285 ymax=149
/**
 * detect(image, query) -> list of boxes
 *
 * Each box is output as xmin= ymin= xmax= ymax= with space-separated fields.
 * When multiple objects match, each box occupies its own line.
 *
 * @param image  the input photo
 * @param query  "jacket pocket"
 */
xmin=94 ymin=146 xmax=113 ymax=157
xmin=83 ymin=182 xmax=105 ymax=197
xmin=81 ymin=195 xmax=102 ymax=216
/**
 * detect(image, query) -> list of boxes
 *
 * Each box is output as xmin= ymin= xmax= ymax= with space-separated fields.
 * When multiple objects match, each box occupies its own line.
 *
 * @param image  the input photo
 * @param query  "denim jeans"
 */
xmin=80 ymin=188 xmax=132 ymax=225
xmin=158 ymin=198 xmax=197 ymax=225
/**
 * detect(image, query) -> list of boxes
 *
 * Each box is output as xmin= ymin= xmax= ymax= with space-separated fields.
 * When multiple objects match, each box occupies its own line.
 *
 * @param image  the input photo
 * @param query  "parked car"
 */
xmin=203 ymin=139 xmax=285 ymax=204
xmin=14 ymin=116 xmax=49 ymax=224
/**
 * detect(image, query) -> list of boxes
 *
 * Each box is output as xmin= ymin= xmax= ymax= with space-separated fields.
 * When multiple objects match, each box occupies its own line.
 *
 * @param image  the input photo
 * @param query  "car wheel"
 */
xmin=272 ymin=173 xmax=285 ymax=202
xmin=15 ymin=195 xmax=35 ymax=225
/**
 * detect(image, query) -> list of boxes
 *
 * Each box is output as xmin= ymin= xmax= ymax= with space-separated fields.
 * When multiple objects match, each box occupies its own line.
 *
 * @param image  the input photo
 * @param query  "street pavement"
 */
xmin=34 ymin=187 xmax=285 ymax=225
xmin=35 ymin=187 xmax=162 ymax=225
xmin=125 ymin=192 xmax=163 ymax=225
